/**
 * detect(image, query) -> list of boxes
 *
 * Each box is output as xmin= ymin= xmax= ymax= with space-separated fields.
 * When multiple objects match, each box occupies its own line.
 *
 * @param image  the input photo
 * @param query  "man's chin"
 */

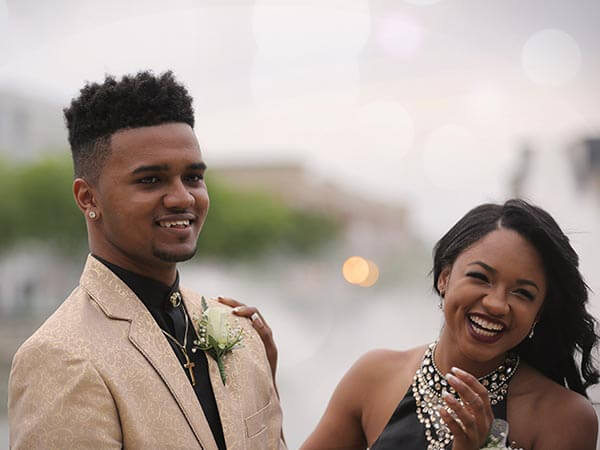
xmin=152 ymin=247 xmax=197 ymax=263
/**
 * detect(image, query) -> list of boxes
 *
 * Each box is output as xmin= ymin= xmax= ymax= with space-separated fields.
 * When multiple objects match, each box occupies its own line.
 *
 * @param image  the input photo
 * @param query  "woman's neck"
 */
xmin=434 ymin=332 xmax=507 ymax=378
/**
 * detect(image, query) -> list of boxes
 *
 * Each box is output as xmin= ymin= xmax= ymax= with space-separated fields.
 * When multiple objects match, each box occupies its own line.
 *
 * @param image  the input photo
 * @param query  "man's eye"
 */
xmin=185 ymin=174 xmax=204 ymax=183
xmin=139 ymin=176 xmax=159 ymax=184
xmin=467 ymin=272 xmax=489 ymax=283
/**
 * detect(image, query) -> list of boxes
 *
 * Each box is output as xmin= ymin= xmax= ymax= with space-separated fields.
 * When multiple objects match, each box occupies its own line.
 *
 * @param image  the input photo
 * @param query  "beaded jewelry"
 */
xmin=412 ymin=342 xmax=519 ymax=449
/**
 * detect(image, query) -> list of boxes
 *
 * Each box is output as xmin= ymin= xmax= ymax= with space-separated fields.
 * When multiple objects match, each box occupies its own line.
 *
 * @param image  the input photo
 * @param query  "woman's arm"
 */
xmin=301 ymin=351 xmax=390 ymax=450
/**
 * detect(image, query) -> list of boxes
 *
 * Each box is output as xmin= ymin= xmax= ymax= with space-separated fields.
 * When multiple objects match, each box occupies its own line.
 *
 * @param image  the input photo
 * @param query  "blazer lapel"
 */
xmin=80 ymin=255 xmax=218 ymax=450
xmin=183 ymin=292 xmax=246 ymax=450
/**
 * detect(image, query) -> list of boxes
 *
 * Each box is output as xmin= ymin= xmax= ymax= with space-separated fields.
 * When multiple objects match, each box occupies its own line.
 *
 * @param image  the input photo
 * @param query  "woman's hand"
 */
xmin=440 ymin=367 xmax=494 ymax=450
xmin=217 ymin=296 xmax=278 ymax=381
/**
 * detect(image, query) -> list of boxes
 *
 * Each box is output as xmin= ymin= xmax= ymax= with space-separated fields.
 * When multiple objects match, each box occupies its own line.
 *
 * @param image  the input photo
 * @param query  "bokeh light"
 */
xmin=375 ymin=14 xmax=424 ymax=59
xmin=358 ymin=259 xmax=379 ymax=287
xmin=521 ymin=29 xmax=582 ymax=87
xmin=342 ymin=256 xmax=379 ymax=287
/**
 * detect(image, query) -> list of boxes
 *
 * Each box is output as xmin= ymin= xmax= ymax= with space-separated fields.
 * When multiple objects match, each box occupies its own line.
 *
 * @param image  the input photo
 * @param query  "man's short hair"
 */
xmin=63 ymin=70 xmax=195 ymax=184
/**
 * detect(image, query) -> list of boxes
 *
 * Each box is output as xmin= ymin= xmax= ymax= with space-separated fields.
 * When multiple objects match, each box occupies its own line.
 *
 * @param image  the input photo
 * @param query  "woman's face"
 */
xmin=438 ymin=228 xmax=547 ymax=365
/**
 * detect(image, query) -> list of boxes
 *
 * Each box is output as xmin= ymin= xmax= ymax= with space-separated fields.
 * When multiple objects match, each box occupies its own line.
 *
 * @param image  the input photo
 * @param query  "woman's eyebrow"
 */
xmin=467 ymin=261 xmax=539 ymax=291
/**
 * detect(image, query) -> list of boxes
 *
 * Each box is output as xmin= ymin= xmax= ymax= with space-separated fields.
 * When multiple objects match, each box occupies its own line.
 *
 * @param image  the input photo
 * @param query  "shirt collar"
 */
xmin=92 ymin=254 xmax=180 ymax=311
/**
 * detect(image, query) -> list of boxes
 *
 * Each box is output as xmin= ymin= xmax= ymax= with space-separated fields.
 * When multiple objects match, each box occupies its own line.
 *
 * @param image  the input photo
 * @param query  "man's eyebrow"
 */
xmin=132 ymin=164 xmax=169 ymax=174
xmin=131 ymin=162 xmax=207 ymax=174
xmin=188 ymin=162 xmax=207 ymax=171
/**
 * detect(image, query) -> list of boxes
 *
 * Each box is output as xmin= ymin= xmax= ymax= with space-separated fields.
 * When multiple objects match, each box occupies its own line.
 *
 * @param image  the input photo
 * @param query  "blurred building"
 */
xmin=570 ymin=137 xmax=600 ymax=193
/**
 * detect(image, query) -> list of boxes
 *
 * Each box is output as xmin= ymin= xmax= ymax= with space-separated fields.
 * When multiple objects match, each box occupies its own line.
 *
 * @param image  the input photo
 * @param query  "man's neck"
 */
xmin=90 ymin=250 xmax=177 ymax=286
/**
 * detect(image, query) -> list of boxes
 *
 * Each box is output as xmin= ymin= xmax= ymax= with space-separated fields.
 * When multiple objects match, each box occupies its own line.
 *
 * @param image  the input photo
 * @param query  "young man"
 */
xmin=8 ymin=71 xmax=285 ymax=449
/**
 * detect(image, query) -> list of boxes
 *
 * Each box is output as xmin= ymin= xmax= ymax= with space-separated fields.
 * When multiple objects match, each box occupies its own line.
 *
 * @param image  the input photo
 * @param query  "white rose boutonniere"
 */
xmin=480 ymin=419 xmax=523 ymax=450
xmin=193 ymin=297 xmax=244 ymax=384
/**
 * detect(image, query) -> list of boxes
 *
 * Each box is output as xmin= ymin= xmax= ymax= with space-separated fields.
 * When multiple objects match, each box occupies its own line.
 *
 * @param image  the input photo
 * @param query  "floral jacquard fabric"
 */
xmin=8 ymin=254 xmax=285 ymax=450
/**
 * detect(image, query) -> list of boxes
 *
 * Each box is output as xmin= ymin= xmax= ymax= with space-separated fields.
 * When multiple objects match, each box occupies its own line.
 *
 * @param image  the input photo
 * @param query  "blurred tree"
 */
xmin=198 ymin=178 xmax=340 ymax=259
xmin=0 ymin=156 xmax=85 ymax=253
xmin=0 ymin=156 xmax=340 ymax=259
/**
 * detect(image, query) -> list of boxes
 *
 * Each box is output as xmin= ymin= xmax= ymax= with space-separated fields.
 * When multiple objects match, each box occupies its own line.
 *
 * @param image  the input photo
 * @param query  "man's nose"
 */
xmin=163 ymin=179 xmax=194 ymax=209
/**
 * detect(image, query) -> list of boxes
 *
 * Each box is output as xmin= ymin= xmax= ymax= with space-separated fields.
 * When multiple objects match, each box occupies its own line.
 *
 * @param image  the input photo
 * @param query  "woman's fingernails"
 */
xmin=451 ymin=367 xmax=466 ymax=375
xmin=254 ymin=317 xmax=264 ymax=328
xmin=232 ymin=306 xmax=243 ymax=313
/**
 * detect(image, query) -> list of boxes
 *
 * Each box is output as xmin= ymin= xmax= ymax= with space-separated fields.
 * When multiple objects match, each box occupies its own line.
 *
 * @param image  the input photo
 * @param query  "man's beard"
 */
xmin=152 ymin=245 xmax=197 ymax=263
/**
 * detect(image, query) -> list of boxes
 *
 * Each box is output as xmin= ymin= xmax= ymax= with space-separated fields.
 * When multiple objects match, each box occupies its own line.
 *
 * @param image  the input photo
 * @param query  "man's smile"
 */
xmin=155 ymin=213 xmax=197 ymax=230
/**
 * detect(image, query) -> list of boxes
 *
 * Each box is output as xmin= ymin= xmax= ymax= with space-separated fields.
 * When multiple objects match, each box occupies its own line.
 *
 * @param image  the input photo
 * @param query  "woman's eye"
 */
xmin=139 ymin=176 xmax=160 ymax=184
xmin=467 ymin=272 xmax=489 ymax=283
xmin=514 ymin=289 xmax=534 ymax=301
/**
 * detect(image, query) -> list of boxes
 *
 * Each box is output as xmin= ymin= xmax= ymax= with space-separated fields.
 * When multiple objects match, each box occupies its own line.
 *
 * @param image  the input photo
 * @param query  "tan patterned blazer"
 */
xmin=8 ymin=255 xmax=285 ymax=450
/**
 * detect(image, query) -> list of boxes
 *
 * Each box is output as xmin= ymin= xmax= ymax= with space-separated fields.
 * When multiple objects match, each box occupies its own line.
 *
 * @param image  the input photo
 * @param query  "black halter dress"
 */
xmin=370 ymin=387 xmax=507 ymax=449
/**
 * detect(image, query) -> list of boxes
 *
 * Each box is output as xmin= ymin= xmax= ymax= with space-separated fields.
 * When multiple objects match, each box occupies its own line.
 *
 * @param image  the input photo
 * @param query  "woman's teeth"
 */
xmin=468 ymin=315 xmax=504 ymax=335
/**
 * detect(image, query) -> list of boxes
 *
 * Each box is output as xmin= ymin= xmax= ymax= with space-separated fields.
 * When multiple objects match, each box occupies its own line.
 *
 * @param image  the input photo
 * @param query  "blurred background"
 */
xmin=1 ymin=0 xmax=600 ymax=448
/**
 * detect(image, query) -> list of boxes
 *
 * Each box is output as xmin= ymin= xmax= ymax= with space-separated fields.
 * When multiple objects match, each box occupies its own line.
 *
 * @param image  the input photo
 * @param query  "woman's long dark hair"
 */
xmin=432 ymin=199 xmax=599 ymax=396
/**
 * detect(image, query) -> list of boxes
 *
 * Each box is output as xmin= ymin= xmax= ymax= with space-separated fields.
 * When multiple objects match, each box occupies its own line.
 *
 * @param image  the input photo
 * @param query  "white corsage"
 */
xmin=193 ymin=297 xmax=244 ymax=384
xmin=481 ymin=419 xmax=523 ymax=450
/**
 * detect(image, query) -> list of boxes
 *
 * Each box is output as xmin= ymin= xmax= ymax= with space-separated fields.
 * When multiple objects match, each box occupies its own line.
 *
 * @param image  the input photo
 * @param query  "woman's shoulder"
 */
xmin=332 ymin=345 xmax=429 ymax=398
xmin=512 ymin=363 xmax=598 ymax=449
xmin=349 ymin=345 xmax=429 ymax=382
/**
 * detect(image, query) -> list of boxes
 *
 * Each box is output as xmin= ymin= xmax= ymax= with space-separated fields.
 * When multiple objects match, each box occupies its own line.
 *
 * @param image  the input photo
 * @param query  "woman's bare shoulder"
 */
xmin=301 ymin=345 xmax=429 ymax=450
xmin=349 ymin=345 xmax=429 ymax=381
xmin=513 ymin=364 xmax=598 ymax=449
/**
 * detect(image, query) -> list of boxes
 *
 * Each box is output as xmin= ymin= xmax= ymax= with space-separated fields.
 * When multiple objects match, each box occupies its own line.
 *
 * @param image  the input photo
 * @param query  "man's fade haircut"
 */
xmin=63 ymin=70 xmax=195 ymax=184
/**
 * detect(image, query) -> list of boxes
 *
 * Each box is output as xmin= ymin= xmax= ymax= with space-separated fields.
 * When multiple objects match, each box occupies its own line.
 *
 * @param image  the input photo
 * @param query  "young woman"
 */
xmin=303 ymin=199 xmax=598 ymax=449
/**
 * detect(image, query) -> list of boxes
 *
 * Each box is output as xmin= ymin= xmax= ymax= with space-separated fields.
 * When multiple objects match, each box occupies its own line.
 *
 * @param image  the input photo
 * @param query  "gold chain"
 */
xmin=161 ymin=294 xmax=196 ymax=386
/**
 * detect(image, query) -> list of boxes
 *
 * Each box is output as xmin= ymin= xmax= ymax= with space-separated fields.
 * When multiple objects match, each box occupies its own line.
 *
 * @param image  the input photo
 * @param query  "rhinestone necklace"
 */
xmin=412 ymin=342 xmax=519 ymax=449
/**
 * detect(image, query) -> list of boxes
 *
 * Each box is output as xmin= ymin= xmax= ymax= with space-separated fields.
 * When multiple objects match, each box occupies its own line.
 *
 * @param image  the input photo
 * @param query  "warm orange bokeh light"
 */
xmin=359 ymin=259 xmax=379 ymax=287
xmin=342 ymin=256 xmax=379 ymax=287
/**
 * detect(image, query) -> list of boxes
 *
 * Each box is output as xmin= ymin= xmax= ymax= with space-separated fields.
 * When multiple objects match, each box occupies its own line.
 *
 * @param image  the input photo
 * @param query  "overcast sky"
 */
xmin=1 ymin=0 xmax=599 ymax=239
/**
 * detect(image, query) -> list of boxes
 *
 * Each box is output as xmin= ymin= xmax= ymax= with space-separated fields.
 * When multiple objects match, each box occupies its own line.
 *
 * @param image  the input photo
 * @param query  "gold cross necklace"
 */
xmin=161 ymin=292 xmax=196 ymax=386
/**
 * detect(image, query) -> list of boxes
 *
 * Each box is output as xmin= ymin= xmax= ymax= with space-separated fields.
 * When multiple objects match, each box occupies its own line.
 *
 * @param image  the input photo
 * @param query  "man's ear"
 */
xmin=437 ymin=266 xmax=451 ymax=295
xmin=73 ymin=178 xmax=99 ymax=219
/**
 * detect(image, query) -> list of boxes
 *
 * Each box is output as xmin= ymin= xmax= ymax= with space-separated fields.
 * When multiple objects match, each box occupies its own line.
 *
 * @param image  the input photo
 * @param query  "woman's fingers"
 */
xmin=216 ymin=296 xmax=243 ymax=308
xmin=450 ymin=367 xmax=492 ymax=414
xmin=217 ymin=297 xmax=277 ymax=380
xmin=443 ymin=368 xmax=494 ymax=450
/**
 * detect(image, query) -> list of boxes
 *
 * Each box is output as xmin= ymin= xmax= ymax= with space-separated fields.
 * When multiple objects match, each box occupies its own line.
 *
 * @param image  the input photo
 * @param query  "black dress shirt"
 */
xmin=94 ymin=255 xmax=226 ymax=450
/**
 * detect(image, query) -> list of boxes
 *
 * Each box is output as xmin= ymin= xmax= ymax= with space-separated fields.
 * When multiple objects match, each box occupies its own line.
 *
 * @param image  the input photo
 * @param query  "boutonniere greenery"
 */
xmin=192 ymin=297 xmax=244 ymax=384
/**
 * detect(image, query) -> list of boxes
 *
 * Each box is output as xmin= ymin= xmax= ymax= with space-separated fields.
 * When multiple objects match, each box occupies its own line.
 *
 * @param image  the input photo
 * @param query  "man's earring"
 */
xmin=88 ymin=210 xmax=97 ymax=219
xmin=528 ymin=321 xmax=537 ymax=339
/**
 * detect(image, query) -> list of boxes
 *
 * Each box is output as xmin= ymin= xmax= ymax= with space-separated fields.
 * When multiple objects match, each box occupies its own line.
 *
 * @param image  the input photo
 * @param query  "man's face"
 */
xmin=91 ymin=122 xmax=209 ymax=278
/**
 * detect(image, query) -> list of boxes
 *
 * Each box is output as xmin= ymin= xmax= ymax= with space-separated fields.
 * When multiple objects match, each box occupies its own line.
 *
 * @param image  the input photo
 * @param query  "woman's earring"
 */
xmin=88 ymin=210 xmax=97 ymax=219
xmin=439 ymin=291 xmax=445 ymax=309
xmin=528 ymin=322 xmax=537 ymax=339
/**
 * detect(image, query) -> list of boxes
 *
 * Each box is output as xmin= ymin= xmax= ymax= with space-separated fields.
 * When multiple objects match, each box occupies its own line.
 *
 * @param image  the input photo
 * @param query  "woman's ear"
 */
xmin=437 ymin=266 xmax=451 ymax=296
